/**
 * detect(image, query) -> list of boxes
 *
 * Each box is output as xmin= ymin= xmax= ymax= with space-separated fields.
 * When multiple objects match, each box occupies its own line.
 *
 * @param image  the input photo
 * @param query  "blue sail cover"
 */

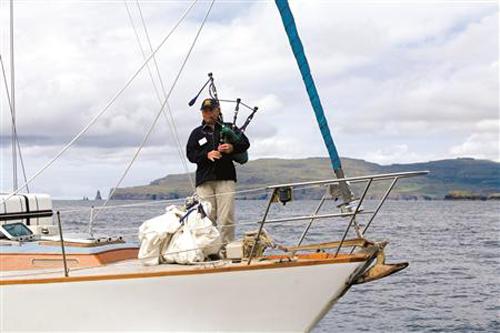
xmin=275 ymin=0 xmax=341 ymax=170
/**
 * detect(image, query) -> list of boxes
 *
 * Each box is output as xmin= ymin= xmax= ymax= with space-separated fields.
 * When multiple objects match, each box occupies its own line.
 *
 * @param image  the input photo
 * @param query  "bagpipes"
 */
xmin=188 ymin=73 xmax=259 ymax=165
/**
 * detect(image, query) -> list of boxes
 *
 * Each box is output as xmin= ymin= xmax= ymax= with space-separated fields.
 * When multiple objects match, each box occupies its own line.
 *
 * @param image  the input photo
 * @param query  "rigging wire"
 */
xmin=0 ymin=0 xmax=197 ymax=205
xmin=93 ymin=0 xmax=215 ymax=222
xmin=123 ymin=0 xmax=194 ymax=189
xmin=0 ymin=54 xmax=29 ymax=191
xmin=10 ymin=0 xmax=18 ymax=191
xmin=135 ymin=0 xmax=195 ymax=190
xmin=58 ymin=182 xmax=326 ymax=215
xmin=59 ymin=184 xmax=269 ymax=214
xmin=123 ymin=1 xmax=162 ymax=105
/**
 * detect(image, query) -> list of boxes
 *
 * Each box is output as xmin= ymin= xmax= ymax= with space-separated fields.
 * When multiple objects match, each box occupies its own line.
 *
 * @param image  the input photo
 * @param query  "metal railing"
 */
xmin=247 ymin=170 xmax=429 ymax=264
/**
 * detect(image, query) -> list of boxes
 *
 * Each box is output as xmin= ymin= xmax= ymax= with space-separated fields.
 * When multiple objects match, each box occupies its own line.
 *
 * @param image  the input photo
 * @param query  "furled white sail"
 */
xmin=138 ymin=202 xmax=220 ymax=265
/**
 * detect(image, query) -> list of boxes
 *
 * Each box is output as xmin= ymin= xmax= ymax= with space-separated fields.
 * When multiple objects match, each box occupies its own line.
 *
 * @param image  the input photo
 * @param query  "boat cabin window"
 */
xmin=0 ymin=222 xmax=34 ymax=241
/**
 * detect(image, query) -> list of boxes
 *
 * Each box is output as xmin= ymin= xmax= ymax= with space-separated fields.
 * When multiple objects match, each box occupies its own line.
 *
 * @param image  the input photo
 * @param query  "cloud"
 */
xmin=449 ymin=119 xmax=500 ymax=161
xmin=0 ymin=1 xmax=498 ymax=197
xmin=363 ymin=144 xmax=427 ymax=165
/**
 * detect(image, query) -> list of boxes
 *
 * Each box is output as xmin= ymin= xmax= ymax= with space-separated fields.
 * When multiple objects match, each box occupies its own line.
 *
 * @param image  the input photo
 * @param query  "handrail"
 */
xmin=334 ymin=179 xmax=372 ymax=257
xmin=267 ymin=170 xmax=429 ymax=189
xmin=297 ymin=193 xmax=327 ymax=246
xmin=251 ymin=210 xmax=375 ymax=225
xmin=245 ymin=170 xmax=429 ymax=263
xmin=0 ymin=210 xmax=53 ymax=221
xmin=247 ymin=189 xmax=277 ymax=265
xmin=56 ymin=211 xmax=69 ymax=277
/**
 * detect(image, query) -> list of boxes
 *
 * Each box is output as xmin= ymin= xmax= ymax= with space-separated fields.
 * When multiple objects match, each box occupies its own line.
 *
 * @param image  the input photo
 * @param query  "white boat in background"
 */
xmin=0 ymin=0 xmax=429 ymax=332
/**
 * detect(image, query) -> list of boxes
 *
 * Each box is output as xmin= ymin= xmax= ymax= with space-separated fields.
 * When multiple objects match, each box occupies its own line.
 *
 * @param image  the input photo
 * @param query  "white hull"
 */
xmin=1 ymin=261 xmax=365 ymax=332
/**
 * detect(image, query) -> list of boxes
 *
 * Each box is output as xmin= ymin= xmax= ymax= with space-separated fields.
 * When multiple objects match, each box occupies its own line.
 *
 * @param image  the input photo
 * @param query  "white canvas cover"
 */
xmin=0 ymin=193 xmax=53 ymax=227
xmin=138 ymin=201 xmax=220 ymax=265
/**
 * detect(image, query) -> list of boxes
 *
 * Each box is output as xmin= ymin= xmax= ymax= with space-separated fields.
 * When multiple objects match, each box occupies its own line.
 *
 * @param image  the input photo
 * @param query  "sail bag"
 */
xmin=138 ymin=202 xmax=220 ymax=265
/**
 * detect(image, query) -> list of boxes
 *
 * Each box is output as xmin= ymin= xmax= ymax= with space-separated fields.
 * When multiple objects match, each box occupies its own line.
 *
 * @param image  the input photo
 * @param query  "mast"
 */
xmin=275 ymin=0 xmax=353 ymax=203
xmin=10 ymin=0 xmax=18 ymax=191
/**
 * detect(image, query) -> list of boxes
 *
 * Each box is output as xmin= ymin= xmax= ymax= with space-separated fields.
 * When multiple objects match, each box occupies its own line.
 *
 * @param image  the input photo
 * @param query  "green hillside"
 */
xmin=111 ymin=157 xmax=500 ymax=200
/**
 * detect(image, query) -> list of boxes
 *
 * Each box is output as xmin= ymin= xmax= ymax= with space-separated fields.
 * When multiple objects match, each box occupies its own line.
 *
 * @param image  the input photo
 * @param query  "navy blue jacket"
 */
xmin=186 ymin=122 xmax=250 ymax=187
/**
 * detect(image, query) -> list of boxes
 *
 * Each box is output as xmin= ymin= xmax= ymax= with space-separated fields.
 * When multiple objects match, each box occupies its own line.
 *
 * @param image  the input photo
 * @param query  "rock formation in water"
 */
xmin=95 ymin=190 xmax=103 ymax=201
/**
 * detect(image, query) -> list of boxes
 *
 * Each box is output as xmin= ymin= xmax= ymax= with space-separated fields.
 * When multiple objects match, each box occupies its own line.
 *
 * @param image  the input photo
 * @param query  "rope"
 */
xmin=93 ymin=0 xmax=215 ymax=222
xmin=0 ymin=54 xmax=29 ymax=191
xmin=59 ymin=184 xmax=268 ymax=215
xmin=123 ymin=1 xmax=162 ymax=104
xmin=135 ymin=0 xmax=195 ymax=189
xmin=0 ymin=0 xmax=197 ymax=206
xmin=123 ymin=0 xmax=194 ymax=189
xmin=9 ymin=0 xmax=17 ymax=191
xmin=57 ymin=180 xmax=328 ymax=215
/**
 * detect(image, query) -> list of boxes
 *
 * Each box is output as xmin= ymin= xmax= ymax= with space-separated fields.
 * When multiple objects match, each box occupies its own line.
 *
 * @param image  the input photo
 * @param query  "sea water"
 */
xmin=54 ymin=200 xmax=499 ymax=332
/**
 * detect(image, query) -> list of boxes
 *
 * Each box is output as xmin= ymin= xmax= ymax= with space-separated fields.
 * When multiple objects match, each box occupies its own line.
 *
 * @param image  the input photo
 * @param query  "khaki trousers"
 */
xmin=196 ymin=180 xmax=235 ymax=246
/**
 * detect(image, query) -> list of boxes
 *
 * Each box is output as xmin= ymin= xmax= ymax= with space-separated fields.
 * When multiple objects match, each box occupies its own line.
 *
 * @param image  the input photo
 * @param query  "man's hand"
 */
xmin=218 ymin=143 xmax=234 ymax=154
xmin=207 ymin=150 xmax=222 ymax=162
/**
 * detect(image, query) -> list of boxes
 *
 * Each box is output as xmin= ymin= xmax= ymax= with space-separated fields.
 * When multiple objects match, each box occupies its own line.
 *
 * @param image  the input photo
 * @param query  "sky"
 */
xmin=0 ymin=0 xmax=498 ymax=198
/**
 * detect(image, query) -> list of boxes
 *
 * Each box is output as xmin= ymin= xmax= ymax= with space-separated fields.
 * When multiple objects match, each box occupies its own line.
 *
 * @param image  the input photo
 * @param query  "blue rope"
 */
xmin=275 ymin=0 xmax=342 ymax=171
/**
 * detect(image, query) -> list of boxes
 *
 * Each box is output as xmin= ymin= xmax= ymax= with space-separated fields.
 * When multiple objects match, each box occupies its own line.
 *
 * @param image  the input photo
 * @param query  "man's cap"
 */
xmin=200 ymin=98 xmax=219 ymax=111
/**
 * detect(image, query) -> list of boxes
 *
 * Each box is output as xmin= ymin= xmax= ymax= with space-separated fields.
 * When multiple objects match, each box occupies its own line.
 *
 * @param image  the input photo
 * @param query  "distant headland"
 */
xmin=110 ymin=157 xmax=500 ymax=201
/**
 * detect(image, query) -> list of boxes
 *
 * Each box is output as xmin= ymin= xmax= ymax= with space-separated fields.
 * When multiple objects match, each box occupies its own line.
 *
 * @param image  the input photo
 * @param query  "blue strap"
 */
xmin=179 ymin=203 xmax=210 ymax=225
xmin=275 ymin=0 xmax=342 ymax=170
xmin=179 ymin=207 xmax=197 ymax=225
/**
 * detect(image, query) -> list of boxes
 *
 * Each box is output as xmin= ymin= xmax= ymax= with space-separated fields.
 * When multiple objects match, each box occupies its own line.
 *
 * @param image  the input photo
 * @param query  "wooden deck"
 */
xmin=0 ymin=252 xmax=369 ymax=285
